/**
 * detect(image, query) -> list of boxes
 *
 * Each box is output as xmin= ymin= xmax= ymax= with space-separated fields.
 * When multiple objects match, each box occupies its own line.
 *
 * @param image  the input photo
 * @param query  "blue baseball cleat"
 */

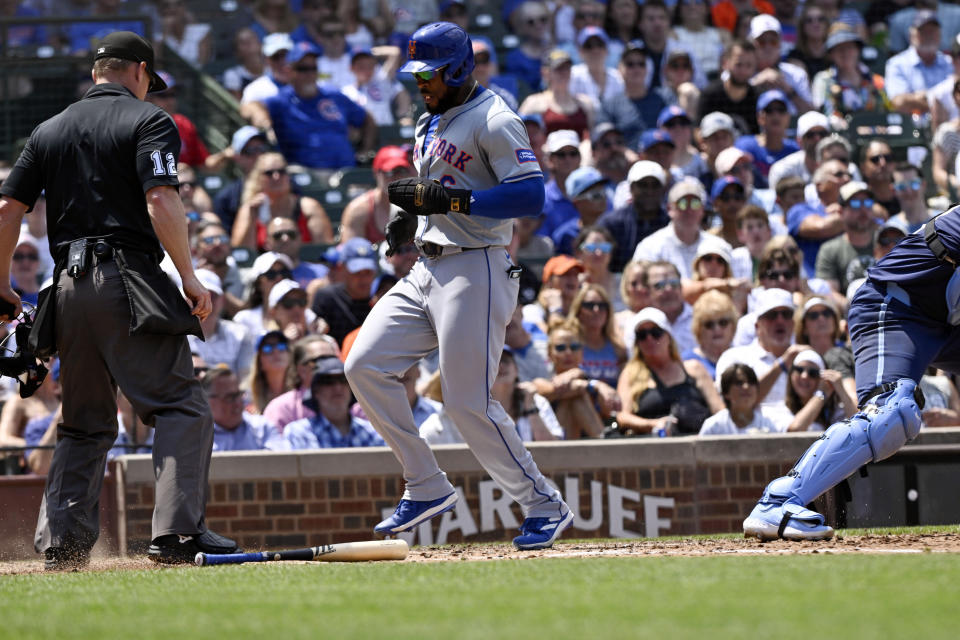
xmin=512 ymin=510 xmax=575 ymax=550
xmin=374 ymin=492 xmax=458 ymax=536
xmin=743 ymin=501 xmax=834 ymax=541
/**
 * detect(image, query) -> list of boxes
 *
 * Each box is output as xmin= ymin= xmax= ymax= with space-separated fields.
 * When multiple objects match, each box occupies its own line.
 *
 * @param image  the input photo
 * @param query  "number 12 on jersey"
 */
xmin=149 ymin=150 xmax=178 ymax=176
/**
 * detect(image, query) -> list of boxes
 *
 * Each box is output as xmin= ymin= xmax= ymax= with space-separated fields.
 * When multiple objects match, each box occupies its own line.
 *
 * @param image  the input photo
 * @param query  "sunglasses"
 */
xmin=895 ymin=179 xmax=922 ymax=192
xmin=805 ymin=309 xmax=835 ymax=321
xmin=635 ymin=326 xmax=666 ymax=342
xmin=668 ymin=60 xmax=692 ymax=70
xmin=552 ymin=342 xmax=582 ymax=353
xmin=847 ymin=198 xmax=874 ymax=209
xmin=583 ymin=39 xmax=606 ymax=50
xmin=651 ymin=277 xmax=681 ymax=291
xmin=623 ymin=59 xmax=647 ymax=68
xmin=200 ymin=234 xmax=229 ymax=246
xmin=703 ymin=317 xmax=732 ymax=331
xmin=597 ymin=137 xmax=624 ymax=149
xmin=261 ymin=342 xmax=289 ymax=354
xmin=763 ymin=105 xmax=788 ymax=115
xmin=293 ymin=65 xmax=317 ymax=73
xmin=675 ymin=197 xmax=703 ymax=211
xmin=262 ymin=267 xmax=293 ymax=280
xmin=271 ymin=230 xmax=298 ymax=242
xmin=211 ymin=390 xmax=244 ymax=402
xmin=791 ymin=365 xmax=820 ymax=378
xmin=869 ymin=153 xmax=893 ymax=164
xmin=761 ymin=308 xmax=794 ymax=321
xmin=12 ymin=252 xmax=39 ymax=262
xmin=277 ymin=297 xmax=306 ymax=310
xmin=262 ymin=167 xmax=288 ymax=178
xmin=664 ymin=118 xmax=691 ymax=129
xmin=552 ymin=149 xmax=581 ymax=159
xmin=717 ymin=190 xmax=745 ymax=202
xmin=576 ymin=190 xmax=607 ymax=203
xmin=580 ymin=241 xmax=612 ymax=253
xmin=581 ymin=301 xmax=610 ymax=312
xmin=413 ymin=67 xmax=444 ymax=81
xmin=803 ymin=129 xmax=828 ymax=140
xmin=526 ymin=15 xmax=550 ymax=25
xmin=301 ymin=355 xmax=329 ymax=367
xmin=762 ymin=269 xmax=797 ymax=281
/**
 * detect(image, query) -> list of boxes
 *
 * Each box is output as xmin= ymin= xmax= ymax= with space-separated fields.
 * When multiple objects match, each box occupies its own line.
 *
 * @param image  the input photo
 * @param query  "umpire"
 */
xmin=0 ymin=31 xmax=238 ymax=569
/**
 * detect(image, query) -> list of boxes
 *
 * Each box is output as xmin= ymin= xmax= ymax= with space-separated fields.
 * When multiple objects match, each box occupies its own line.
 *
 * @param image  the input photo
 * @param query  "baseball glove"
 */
xmin=384 ymin=208 xmax=418 ymax=257
xmin=387 ymin=177 xmax=472 ymax=216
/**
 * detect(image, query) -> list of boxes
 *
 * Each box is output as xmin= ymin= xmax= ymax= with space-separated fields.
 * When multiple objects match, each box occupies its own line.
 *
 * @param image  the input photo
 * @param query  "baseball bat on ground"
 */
xmin=195 ymin=539 xmax=409 ymax=566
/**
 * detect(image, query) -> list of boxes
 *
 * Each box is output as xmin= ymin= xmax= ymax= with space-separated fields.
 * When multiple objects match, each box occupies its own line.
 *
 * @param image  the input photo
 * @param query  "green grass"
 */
xmin=3 ymin=548 xmax=959 ymax=639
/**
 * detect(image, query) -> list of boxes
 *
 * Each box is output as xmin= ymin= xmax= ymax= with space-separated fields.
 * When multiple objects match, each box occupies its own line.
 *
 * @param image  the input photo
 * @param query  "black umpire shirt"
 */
xmin=0 ymin=83 xmax=181 ymax=260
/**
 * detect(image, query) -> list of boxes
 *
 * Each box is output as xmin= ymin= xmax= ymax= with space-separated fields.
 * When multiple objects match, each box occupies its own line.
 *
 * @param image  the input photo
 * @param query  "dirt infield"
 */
xmin=3 ymin=532 xmax=959 ymax=574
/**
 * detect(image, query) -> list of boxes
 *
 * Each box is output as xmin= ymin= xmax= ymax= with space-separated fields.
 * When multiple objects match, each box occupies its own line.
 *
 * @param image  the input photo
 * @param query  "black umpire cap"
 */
xmin=94 ymin=31 xmax=167 ymax=93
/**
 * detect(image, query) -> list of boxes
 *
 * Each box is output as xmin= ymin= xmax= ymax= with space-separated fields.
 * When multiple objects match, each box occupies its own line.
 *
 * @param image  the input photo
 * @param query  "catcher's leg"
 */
xmin=744 ymin=379 xmax=923 ymax=541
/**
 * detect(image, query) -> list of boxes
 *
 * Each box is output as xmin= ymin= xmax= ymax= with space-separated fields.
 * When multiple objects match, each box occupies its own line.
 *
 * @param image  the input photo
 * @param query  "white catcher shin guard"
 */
xmin=744 ymin=379 xmax=923 ymax=541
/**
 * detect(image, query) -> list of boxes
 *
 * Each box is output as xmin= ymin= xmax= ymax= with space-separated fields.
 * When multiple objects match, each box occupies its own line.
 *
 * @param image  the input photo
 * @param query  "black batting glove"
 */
xmin=384 ymin=209 xmax=418 ymax=257
xmin=387 ymin=177 xmax=472 ymax=216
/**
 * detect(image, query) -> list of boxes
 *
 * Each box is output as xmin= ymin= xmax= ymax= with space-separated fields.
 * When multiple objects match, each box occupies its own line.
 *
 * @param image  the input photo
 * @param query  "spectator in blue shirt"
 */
xmin=597 ymin=160 xmax=670 ymax=272
xmin=201 ymin=367 xmax=276 ymax=452
xmin=735 ymin=90 xmax=800 ymax=182
xmin=537 ymin=130 xmax=583 ymax=239
xmin=65 ymin=1 xmax=146 ymax=54
xmin=885 ymin=9 xmax=953 ymax=115
xmin=268 ymin=357 xmax=385 ymax=449
xmin=255 ymin=42 xmax=376 ymax=169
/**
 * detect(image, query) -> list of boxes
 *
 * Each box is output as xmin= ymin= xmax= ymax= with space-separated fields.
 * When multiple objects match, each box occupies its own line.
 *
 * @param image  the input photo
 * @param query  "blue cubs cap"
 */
xmin=565 ymin=166 xmax=608 ymax=199
xmin=757 ymin=89 xmax=795 ymax=114
xmin=286 ymin=41 xmax=321 ymax=65
xmin=656 ymin=105 xmax=691 ymax=129
xmin=710 ymin=175 xmax=745 ymax=202
xmin=640 ymin=128 xmax=675 ymax=151
xmin=341 ymin=237 xmax=378 ymax=274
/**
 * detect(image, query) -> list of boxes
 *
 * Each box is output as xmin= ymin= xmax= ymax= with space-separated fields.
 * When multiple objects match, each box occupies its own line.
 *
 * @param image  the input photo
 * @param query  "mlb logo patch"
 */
xmin=516 ymin=149 xmax=536 ymax=163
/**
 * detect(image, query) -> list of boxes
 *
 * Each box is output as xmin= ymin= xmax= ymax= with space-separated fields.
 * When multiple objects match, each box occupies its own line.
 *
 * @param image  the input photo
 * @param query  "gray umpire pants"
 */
xmin=345 ymin=247 xmax=567 ymax=520
xmin=34 ymin=259 xmax=213 ymax=553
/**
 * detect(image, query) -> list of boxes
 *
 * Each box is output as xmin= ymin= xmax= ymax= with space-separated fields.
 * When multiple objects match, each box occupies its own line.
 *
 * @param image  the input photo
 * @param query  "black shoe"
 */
xmin=44 ymin=546 xmax=90 ymax=572
xmin=148 ymin=530 xmax=240 ymax=564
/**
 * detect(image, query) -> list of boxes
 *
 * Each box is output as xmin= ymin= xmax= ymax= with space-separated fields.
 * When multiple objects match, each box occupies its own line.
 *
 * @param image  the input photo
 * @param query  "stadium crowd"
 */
xmin=6 ymin=0 xmax=960 ymax=474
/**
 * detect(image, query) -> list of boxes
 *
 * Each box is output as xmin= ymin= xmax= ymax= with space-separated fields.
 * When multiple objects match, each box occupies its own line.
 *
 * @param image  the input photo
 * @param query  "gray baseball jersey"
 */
xmin=412 ymin=86 xmax=542 ymax=247
xmin=345 ymin=83 xmax=568 ymax=531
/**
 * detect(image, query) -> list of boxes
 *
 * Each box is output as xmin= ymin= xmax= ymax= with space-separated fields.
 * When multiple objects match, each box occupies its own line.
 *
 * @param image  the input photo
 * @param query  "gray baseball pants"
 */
xmin=34 ymin=259 xmax=213 ymax=553
xmin=345 ymin=247 xmax=567 ymax=519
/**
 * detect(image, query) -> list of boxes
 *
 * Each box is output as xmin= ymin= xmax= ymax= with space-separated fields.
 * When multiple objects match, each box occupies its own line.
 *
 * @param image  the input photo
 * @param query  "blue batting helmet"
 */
xmin=400 ymin=22 xmax=474 ymax=87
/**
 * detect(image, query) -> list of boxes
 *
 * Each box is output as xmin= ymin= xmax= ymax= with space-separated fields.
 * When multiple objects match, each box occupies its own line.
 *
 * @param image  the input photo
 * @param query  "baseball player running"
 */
xmin=744 ymin=206 xmax=960 ymax=541
xmin=344 ymin=22 xmax=573 ymax=550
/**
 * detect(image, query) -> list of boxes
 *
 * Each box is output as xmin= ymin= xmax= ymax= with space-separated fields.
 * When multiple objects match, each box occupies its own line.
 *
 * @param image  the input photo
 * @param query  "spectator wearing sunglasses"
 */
xmin=535 ymin=130 xmax=584 ymax=241
xmin=232 ymin=152 xmax=334 ymax=251
xmin=568 ymin=284 xmax=627 ymax=388
xmin=268 ymin=357 xmax=384 ymax=450
xmin=265 ymin=216 xmax=329 ymax=290
xmin=779 ymin=349 xmax=855 ymax=432
xmin=657 ymin=106 xmax=706 ymax=181
xmin=768 ymin=111 xmax=830 ymax=192
xmin=263 ymin=335 xmax=341 ymax=431
xmin=192 ymin=221 xmax=245 ymax=316
xmin=341 ymin=146 xmax=416 ymax=245
xmin=571 ymin=27 xmax=625 ymax=105
xmin=634 ymin=261 xmax=698 ymax=357
xmin=686 ymin=240 xmax=750 ymax=312
xmin=471 ymin=37 xmax=520 ymax=113
xmin=616 ymin=307 xmax=722 ymax=436
xmin=311 ymin=238 xmax=378 ymax=346
xmin=532 ymin=321 xmax=616 ymax=439
xmin=598 ymin=160 xmax=669 ymax=272
xmin=206 ymin=126 xmax=269 ymax=234
xmin=815 ymin=181 xmax=877 ymax=295
xmin=265 ymin=278 xmax=316 ymax=342
xmin=860 ymin=139 xmax=901 ymax=217
xmin=708 ymin=176 xmax=748 ymax=249
xmin=188 ymin=269 xmax=256 ymax=384
xmin=634 ymin=178 xmax=732 ymax=281
xmin=786 ymin=158 xmax=850 ymax=277
xmin=685 ymin=290 xmax=740 ymax=379
xmin=246 ymin=330 xmax=292 ymax=415
xmin=716 ymin=287 xmax=806 ymax=408
xmin=700 ymin=363 xmax=782 ymax=436
xmin=9 ymin=234 xmax=42 ymax=308
xmin=889 ymin=164 xmax=935 ymax=235
xmin=573 ymin=226 xmax=621 ymax=309
xmin=202 ymin=366 xmax=276 ymax=451
xmin=234 ymin=251 xmax=295 ymax=338
xmin=794 ymin=295 xmax=855 ymax=400
xmin=599 ymin=42 xmax=666 ymax=150
xmin=503 ymin=1 xmax=554 ymax=94
xmin=553 ymin=170 xmax=611 ymax=256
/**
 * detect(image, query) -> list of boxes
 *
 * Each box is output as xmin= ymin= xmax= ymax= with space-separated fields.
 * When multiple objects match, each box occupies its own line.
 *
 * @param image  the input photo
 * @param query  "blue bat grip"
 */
xmin=196 ymin=551 xmax=267 ymax=566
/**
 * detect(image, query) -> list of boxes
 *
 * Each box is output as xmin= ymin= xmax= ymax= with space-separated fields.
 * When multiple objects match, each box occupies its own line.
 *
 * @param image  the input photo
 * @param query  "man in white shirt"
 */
xmin=188 ymin=269 xmax=256 ymax=382
xmin=240 ymin=32 xmax=293 ymax=127
xmin=633 ymin=177 xmax=731 ymax=280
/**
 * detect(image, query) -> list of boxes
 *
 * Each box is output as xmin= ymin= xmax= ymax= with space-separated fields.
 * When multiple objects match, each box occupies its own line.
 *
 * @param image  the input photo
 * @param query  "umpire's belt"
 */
xmin=418 ymin=242 xmax=492 ymax=258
